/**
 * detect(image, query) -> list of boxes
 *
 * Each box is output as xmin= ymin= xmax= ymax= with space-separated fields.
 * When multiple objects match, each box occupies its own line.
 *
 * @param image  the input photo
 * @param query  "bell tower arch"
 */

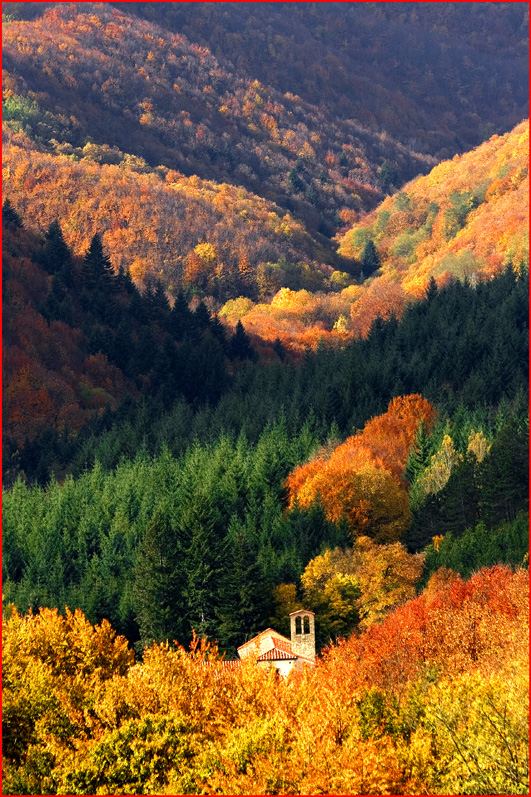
xmin=289 ymin=609 xmax=315 ymax=661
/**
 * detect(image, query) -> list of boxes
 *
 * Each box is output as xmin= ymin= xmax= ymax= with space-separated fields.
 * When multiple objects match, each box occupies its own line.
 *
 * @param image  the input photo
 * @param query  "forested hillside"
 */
xmin=2 ymin=2 xmax=433 ymax=241
xmin=339 ymin=121 xmax=529 ymax=297
xmin=4 ymin=1 xmax=528 ymax=162
xmin=2 ymin=4 xmax=528 ymax=353
xmin=217 ymin=120 xmax=529 ymax=346
xmin=3 ymin=236 xmax=528 ymax=650
xmin=103 ymin=2 xmax=530 ymax=157
xmin=4 ymin=119 xmax=528 ymax=351
xmin=2 ymin=4 xmax=529 ymax=795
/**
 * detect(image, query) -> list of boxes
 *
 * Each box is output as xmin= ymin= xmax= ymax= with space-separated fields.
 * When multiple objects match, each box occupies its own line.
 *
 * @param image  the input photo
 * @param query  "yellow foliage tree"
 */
xmin=420 ymin=433 xmax=462 ymax=494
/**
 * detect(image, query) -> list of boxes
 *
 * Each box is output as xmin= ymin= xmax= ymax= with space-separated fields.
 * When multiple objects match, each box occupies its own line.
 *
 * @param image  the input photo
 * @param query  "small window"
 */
xmin=295 ymin=616 xmax=302 ymax=635
xmin=303 ymin=615 xmax=310 ymax=634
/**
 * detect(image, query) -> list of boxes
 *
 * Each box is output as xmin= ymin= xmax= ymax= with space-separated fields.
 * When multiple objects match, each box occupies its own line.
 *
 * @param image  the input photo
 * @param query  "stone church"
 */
xmin=237 ymin=609 xmax=316 ymax=677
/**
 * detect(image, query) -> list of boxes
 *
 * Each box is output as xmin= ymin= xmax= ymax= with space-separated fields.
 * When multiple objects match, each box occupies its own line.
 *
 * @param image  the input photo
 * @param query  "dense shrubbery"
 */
xmin=3 ymin=565 xmax=528 ymax=795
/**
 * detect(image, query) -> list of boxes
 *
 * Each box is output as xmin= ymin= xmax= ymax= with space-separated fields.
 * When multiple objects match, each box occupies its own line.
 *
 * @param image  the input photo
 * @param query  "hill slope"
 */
xmin=2 ymin=125 xmax=339 ymax=298
xmin=1 ymin=1 xmax=433 ymax=241
xmin=116 ymin=1 xmax=529 ymax=158
xmin=226 ymin=120 xmax=529 ymax=346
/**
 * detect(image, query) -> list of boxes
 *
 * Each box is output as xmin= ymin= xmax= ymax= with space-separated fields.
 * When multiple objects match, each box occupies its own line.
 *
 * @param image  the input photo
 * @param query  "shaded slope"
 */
xmin=121 ymin=1 xmax=528 ymax=158
xmin=2 ymin=2 xmax=433 ymax=240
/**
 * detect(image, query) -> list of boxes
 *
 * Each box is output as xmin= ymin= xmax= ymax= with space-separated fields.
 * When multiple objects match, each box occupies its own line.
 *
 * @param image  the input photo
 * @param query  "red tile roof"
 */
xmin=257 ymin=648 xmax=296 ymax=661
xmin=270 ymin=636 xmax=293 ymax=653
xmin=236 ymin=628 xmax=316 ymax=666
xmin=202 ymin=659 xmax=241 ymax=668
xmin=218 ymin=659 xmax=241 ymax=669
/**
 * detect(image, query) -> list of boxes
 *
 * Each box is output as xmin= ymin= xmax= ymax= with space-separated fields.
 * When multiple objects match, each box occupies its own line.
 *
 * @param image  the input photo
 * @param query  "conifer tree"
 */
xmin=40 ymin=220 xmax=72 ymax=279
xmin=404 ymin=419 xmax=432 ymax=487
xmin=181 ymin=502 xmax=222 ymax=641
xmin=81 ymin=233 xmax=115 ymax=291
xmin=40 ymin=274 xmax=73 ymax=325
xmin=438 ymin=454 xmax=480 ymax=536
xmin=193 ymin=300 xmax=211 ymax=333
xmin=273 ymin=337 xmax=286 ymax=361
xmin=132 ymin=509 xmax=185 ymax=649
xmin=230 ymin=321 xmax=257 ymax=361
xmin=209 ymin=316 xmax=228 ymax=351
xmin=215 ymin=520 xmax=270 ymax=653
xmin=169 ymin=293 xmax=194 ymax=340
xmin=478 ymin=420 xmax=529 ymax=526
xmin=425 ymin=276 xmax=438 ymax=303
xmin=153 ymin=280 xmax=171 ymax=325
xmin=360 ymin=239 xmax=380 ymax=275
xmin=2 ymin=198 xmax=23 ymax=227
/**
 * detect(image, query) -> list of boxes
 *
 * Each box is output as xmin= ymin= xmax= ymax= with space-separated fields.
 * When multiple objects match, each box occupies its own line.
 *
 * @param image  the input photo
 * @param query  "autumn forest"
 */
xmin=1 ymin=2 xmax=529 ymax=795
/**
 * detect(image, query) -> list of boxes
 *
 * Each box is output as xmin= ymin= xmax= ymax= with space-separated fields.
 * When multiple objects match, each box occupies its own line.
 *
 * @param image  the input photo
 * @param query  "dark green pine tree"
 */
xmin=132 ymin=509 xmax=186 ymax=649
xmin=169 ymin=293 xmax=194 ymax=340
xmin=40 ymin=220 xmax=73 ymax=282
xmin=40 ymin=273 xmax=73 ymax=326
xmin=153 ymin=280 xmax=171 ymax=326
xmin=230 ymin=320 xmax=258 ymax=361
xmin=2 ymin=197 xmax=23 ymax=227
xmin=215 ymin=520 xmax=271 ymax=654
xmin=404 ymin=419 xmax=432 ymax=486
xmin=478 ymin=420 xmax=529 ymax=527
xmin=360 ymin=239 xmax=381 ymax=276
xmin=80 ymin=234 xmax=118 ymax=325
xmin=209 ymin=316 xmax=228 ymax=352
xmin=438 ymin=455 xmax=480 ymax=537
xmin=425 ymin=276 xmax=439 ymax=304
xmin=284 ymin=501 xmax=348 ymax=569
xmin=181 ymin=501 xmax=223 ymax=642
xmin=142 ymin=279 xmax=171 ymax=328
xmin=193 ymin=300 xmax=212 ymax=334
xmin=141 ymin=280 xmax=157 ymax=322
xmin=116 ymin=265 xmax=137 ymax=295
xmin=81 ymin=233 xmax=115 ymax=292
xmin=405 ymin=494 xmax=445 ymax=553
xmin=128 ymin=288 xmax=147 ymax=328
xmin=273 ymin=337 xmax=286 ymax=361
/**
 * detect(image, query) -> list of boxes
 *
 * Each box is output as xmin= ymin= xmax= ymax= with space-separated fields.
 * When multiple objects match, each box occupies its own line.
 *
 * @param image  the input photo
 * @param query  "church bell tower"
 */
xmin=289 ymin=609 xmax=316 ymax=661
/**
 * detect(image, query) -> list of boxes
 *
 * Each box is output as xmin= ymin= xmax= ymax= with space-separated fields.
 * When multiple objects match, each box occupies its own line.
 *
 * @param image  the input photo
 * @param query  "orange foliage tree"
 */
xmin=286 ymin=395 xmax=436 ymax=540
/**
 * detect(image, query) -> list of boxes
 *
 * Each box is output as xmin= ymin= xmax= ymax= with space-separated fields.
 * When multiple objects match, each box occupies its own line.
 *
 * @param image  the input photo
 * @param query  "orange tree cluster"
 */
xmin=286 ymin=395 xmax=437 ymax=543
xmin=2 ymin=126 xmax=334 ymax=301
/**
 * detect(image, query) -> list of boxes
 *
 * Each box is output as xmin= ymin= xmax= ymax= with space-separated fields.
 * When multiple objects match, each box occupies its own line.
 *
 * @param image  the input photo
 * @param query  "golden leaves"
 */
xmin=3 ymin=566 xmax=527 ymax=795
xmin=420 ymin=434 xmax=461 ymax=494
